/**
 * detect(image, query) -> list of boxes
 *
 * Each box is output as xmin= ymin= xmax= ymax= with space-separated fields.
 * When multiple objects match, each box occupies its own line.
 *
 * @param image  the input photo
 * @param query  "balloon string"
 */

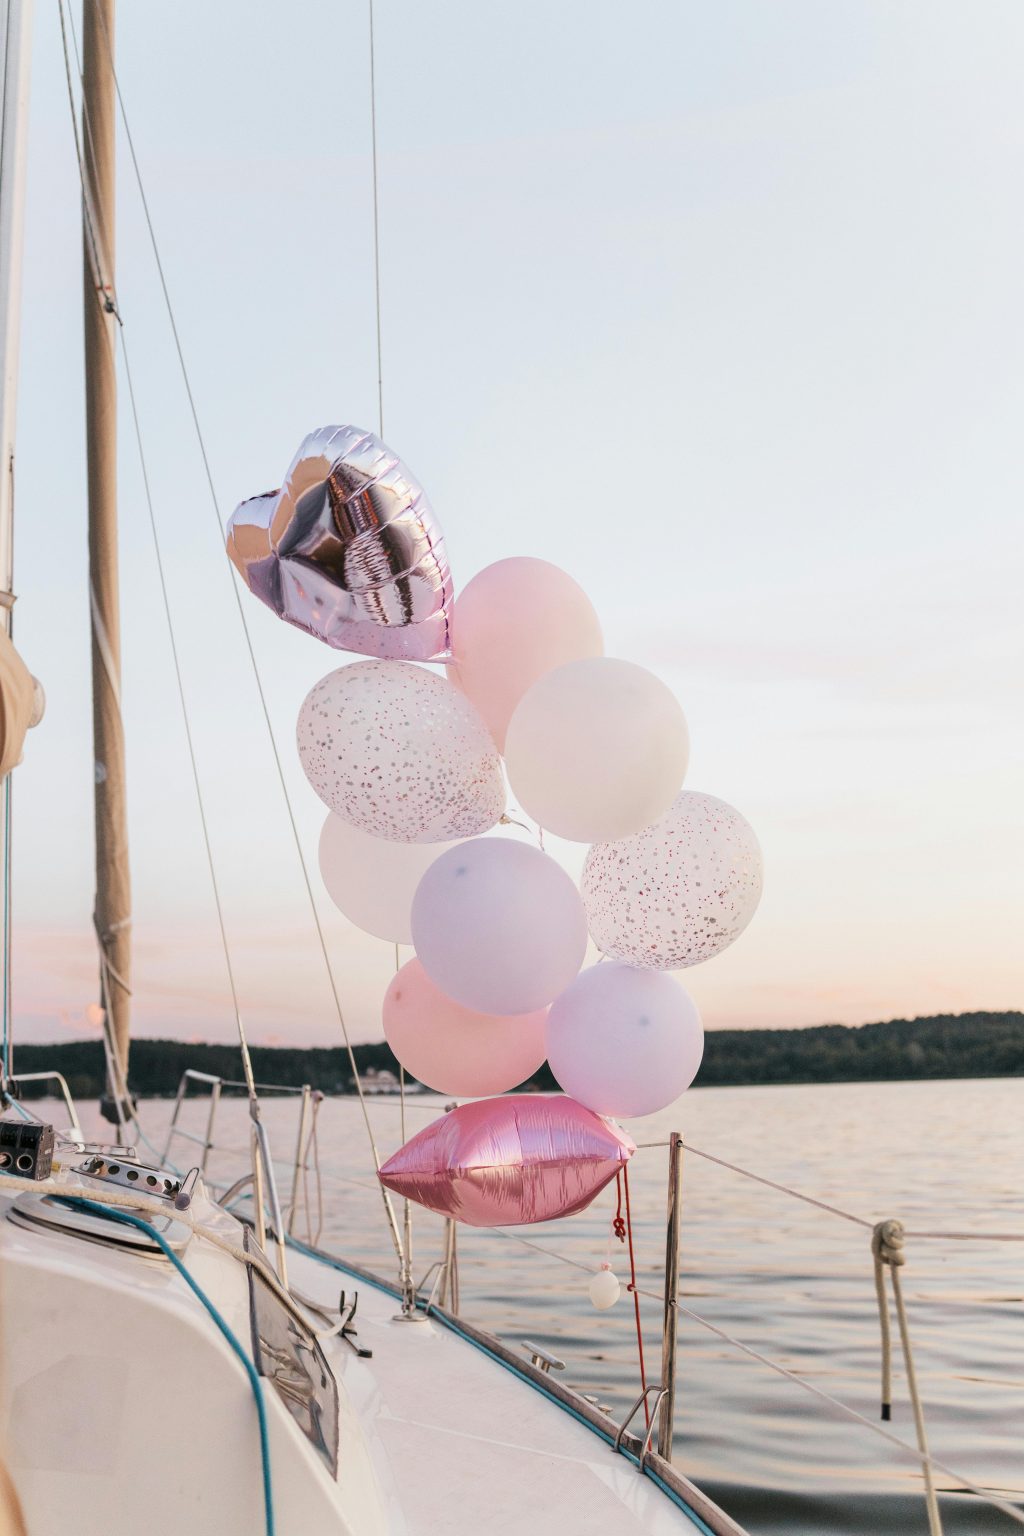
xmin=621 ymin=1163 xmax=649 ymax=1426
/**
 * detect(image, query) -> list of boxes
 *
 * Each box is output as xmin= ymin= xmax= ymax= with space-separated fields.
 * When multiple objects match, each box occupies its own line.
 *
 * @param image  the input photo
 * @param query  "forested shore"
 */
xmin=8 ymin=1011 xmax=1021 ymax=1100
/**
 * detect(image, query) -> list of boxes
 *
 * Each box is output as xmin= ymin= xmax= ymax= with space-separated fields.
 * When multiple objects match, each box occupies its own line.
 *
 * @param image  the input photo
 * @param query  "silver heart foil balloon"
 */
xmin=226 ymin=425 xmax=453 ymax=660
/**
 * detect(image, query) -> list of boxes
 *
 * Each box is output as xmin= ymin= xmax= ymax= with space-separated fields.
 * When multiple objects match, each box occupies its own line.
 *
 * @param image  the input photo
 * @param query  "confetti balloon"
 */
xmin=318 ymin=815 xmax=459 ymax=944
xmin=226 ymin=425 xmax=453 ymax=661
xmin=504 ymin=658 xmax=689 ymax=843
xmin=582 ymin=791 xmax=763 ymax=969
xmin=383 ymin=958 xmax=548 ymax=1096
xmin=411 ymin=838 xmax=588 ymax=1014
xmin=446 ymin=557 xmax=603 ymax=751
xmin=546 ymin=962 xmax=704 ymax=1118
xmin=297 ymin=660 xmax=505 ymax=843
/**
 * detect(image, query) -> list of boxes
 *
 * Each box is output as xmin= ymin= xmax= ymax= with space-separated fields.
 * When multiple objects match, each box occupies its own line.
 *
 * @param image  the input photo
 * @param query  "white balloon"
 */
xmin=546 ymin=962 xmax=704 ymax=1118
xmin=589 ymin=1267 xmax=621 ymax=1310
xmin=582 ymin=791 xmax=763 ymax=969
xmin=318 ymin=814 xmax=459 ymax=944
xmin=410 ymin=838 xmax=588 ymax=1015
xmin=504 ymin=657 xmax=689 ymax=843
xmin=297 ymin=660 xmax=506 ymax=843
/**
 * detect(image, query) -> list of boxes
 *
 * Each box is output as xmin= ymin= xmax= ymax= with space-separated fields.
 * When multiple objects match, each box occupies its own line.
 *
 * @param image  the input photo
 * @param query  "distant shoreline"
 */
xmin=7 ymin=1011 xmax=1021 ymax=1101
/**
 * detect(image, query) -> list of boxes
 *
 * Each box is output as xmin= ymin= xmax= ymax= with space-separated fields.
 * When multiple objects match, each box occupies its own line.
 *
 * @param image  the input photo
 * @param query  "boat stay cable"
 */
xmin=59 ymin=0 xmax=405 ymax=1270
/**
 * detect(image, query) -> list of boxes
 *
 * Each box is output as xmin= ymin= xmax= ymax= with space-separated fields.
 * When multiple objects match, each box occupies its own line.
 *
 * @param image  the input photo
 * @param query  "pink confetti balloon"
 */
xmin=581 ymin=791 xmax=763 ymax=969
xmin=383 ymin=958 xmax=548 ymax=1096
xmin=546 ymin=962 xmax=704 ymax=1118
xmin=318 ymin=815 xmax=459 ymax=944
xmin=411 ymin=838 xmax=588 ymax=1014
xmin=504 ymin=657 xmax=690 ymax=843
xmin=446 ymin=557 xmax=603 ymax=751
xmin=297 ymin=660 xmax=506 ymax=843
xmin=378 ymin=1095 xmax=636 ymax=1226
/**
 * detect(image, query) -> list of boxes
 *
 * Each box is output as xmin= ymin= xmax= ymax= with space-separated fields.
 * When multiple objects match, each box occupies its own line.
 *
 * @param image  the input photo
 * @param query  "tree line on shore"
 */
xmin=7 ymin=1010 xmax=1021 ymax=1102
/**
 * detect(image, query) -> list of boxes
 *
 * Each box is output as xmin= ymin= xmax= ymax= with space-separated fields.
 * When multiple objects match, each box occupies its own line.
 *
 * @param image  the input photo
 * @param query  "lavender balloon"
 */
xmin=227 ymin=425 xmax=453 ymax=661
xmin=411 ymin=839 xmax=588 ymax=1015
xmin=582 ymin=790 xmax=763 ymax=969
xmin=546 ymin=962 xmax=704 ymax=1118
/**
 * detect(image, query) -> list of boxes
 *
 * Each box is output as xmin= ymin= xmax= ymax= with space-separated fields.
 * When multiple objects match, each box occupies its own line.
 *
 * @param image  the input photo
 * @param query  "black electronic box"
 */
xmin=0 ymin=1120 xmax=55 ymax=1180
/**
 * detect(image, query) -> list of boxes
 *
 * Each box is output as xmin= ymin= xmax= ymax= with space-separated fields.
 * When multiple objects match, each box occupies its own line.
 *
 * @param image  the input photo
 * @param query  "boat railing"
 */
xmin=161 ymin=1068 xmax=324 ymax=1244
xmin=0 ymin=1070 xmax=83 ymax=1138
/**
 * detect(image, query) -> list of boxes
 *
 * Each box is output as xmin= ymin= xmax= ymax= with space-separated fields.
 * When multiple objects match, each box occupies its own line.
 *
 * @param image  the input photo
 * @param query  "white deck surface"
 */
xmin=0 ymin=1173 xmax=724 ymax=1534
xmin=288 ymin=1242 xmax=714 ymax=1535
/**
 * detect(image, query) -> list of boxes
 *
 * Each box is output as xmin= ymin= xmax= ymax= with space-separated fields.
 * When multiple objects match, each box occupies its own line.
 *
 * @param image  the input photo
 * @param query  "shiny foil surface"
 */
xmin=378 ymin=1095 xmax=636 ymax=1227
xmin=226 ymin=425 xmax=453 ymax=660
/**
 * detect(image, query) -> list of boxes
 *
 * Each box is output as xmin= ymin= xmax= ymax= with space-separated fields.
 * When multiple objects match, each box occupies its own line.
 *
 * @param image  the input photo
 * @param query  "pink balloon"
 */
xmin=446 ymin=557 xmax=603 ymax=751
xmin=378 ymin=1095 xmax=636 ymax=1226
xmin=383 ymin=959 xmax=548 ymax=1096
xmin=411 ymin=838 xmax=588 ymax=1015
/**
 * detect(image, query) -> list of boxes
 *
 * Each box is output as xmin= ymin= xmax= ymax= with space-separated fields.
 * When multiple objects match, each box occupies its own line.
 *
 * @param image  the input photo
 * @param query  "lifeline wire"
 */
xmin=644 ymin=1141 xmax=1024 ymax=1243
xmin=76 ymin=1 xmax=405 ymax=1267
xmin=487 ymin=1222 xmax=1024 ymax=1527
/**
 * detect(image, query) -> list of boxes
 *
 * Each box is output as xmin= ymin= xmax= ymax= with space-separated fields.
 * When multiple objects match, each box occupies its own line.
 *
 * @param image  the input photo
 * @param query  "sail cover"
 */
xmin=0 ymin=627 xmax=37 ymax=778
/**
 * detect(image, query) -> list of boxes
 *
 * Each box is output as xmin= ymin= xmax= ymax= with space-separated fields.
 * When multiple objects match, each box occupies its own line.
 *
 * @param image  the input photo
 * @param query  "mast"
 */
xmin=82 ymin=0 xmax=131 ymax=1084
xmin=0 ymin=0 xmax=34 ymax=1086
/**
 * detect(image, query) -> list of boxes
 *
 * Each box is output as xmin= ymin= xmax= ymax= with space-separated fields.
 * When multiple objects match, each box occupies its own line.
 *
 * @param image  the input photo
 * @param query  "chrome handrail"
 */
xmin=1 ymin=1071 xmax=83 ymax=1136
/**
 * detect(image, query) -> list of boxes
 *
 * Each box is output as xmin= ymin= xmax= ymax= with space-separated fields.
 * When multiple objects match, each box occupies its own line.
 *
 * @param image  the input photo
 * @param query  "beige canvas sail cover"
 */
xmin=0 ymin=627 xmax=35 ymax=779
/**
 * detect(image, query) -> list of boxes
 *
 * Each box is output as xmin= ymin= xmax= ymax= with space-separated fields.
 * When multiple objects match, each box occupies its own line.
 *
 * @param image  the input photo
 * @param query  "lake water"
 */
xmin=73 ymin=1078 xmax=1022 ymax=1535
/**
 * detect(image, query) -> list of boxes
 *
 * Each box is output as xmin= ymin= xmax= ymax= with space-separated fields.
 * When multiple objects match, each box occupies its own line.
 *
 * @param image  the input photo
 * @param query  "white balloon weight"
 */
xmin=582 ymin=791 xmax=763 ymax=970
xmin=589 ymin=1266 xmax=621 ymax=1310
xmin=504 ymin=658 xmax=689 ymax=843
xmin=410 ymin=838 xmax=588 ymax=1015
xmin=318 ymin=814 xmax=458 ymax=944
xmin=546 ymin=962 xmax=704 ymax=1118
xmin=297 ymin=660 xmax=506 ymax=843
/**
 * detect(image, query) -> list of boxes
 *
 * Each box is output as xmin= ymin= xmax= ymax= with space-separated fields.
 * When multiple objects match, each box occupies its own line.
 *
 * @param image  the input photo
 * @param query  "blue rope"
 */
xmin=286 ymin=1235 xmax=716 ymax=1536
xmin=60 ymin=1197 xmax=274 ymax=1536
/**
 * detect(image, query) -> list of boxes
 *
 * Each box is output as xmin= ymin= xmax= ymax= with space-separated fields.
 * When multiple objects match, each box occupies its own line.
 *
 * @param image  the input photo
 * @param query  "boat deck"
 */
xmin=289 ymin=1239 xmax=745 ymax=1536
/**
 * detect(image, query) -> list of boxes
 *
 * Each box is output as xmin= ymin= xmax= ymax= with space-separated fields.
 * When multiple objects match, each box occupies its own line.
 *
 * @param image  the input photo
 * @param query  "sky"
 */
xmin=6 ymin=1 xmax=1022 ymax=1048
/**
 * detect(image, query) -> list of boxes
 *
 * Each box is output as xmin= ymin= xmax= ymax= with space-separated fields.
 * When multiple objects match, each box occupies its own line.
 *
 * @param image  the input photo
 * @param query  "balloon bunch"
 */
xmin=233 ymin=427 xmax=764 ymax=1226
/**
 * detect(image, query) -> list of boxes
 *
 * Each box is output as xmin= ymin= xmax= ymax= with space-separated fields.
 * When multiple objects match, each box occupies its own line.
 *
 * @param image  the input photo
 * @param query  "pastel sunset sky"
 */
xmin=8 ymin=1 xmax=1022 ymax=1047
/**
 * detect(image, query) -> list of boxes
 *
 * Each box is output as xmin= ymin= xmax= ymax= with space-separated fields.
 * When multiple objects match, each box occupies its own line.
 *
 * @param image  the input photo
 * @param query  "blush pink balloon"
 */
xmin=383 ymin=959 xmax=548 ymax=1096
xmin=410 ymin=838 xmax=588 ymax=1015
xmin=446 ymin=557 xmax=603 ymax=751
xmin=378 ymin=1095 xmax=636 ymax=1226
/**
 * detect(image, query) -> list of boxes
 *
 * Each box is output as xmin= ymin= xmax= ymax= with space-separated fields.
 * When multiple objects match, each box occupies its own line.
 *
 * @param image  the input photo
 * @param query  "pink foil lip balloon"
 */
xmin=227 ymin=425 xmax=453 ymax=661
xmin=378 ymin=1096 xmax=636 ymax=1227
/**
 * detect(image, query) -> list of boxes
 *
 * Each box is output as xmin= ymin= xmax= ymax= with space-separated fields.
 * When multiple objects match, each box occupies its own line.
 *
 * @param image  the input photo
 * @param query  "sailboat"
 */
xmin=0 ymin=3 xmax=747 ymax=1532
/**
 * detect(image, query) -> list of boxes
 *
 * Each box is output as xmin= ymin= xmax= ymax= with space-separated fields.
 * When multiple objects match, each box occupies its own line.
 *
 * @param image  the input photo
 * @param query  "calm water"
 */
xmin=76 ymin=1078 xmax=1022 ymax=1535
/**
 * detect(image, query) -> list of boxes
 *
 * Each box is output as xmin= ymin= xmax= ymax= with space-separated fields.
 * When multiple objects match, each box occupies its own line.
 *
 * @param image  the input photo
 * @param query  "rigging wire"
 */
xmin=74 ymin=1 xmax=404 ymax=1266
xmin=368 ymin=0 xmax=384 ymax=438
